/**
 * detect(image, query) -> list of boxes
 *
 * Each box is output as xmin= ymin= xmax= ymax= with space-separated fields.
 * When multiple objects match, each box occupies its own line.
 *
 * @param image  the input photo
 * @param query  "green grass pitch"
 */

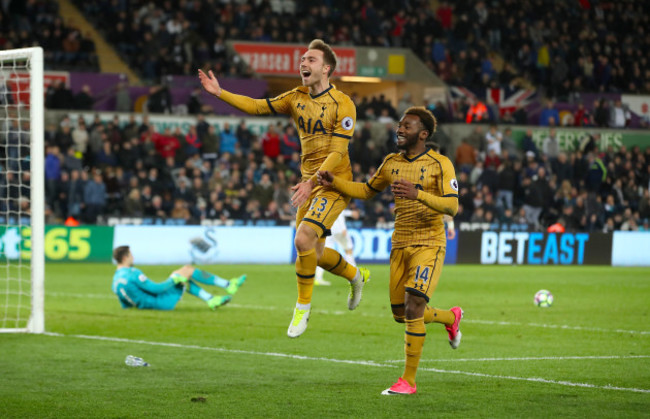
xmin=1 ymin=263 xmax=649 ymax=418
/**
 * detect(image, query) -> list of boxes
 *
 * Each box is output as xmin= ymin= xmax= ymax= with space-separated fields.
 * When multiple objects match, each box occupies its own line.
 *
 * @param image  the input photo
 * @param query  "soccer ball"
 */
xmin=534 ymin=290 xmax=554 ymax=308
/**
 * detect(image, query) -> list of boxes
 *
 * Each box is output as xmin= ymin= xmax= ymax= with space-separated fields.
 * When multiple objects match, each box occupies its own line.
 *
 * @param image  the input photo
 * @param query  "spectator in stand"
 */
xmin=83 ymin=170 xmax=107 ymax=223
xmin=463 ymin=126 xmax=486 ymax=158
xmin=455 ymin=138 xmax=477 ymax=173
xmin=201 ymin=125 xmax=220 ymax=166
xmin=67 ymin=170 xmax=85 ymax=219
xmin=485 ymin=124 xmax=502 ymax=156
xmin=71 ymin=119 xmax=89 ymax=155
xmin=609 ymin=100 xmax=629 ymax=128
xmin=123 ymin=188 xmax=145 ymax=217
xmin=45 ymin=145 xmax=62 ymax=205
xmin=54 ymin=171 xmax=70 ymax=218
xmin=513 ymin=104 xmax=528 ymax=125
xmin=521 ymin=128 xmax=538 ymax=159
xmin=573 ymin=103 xmax=592 ymax=127
xmin=585 ymin=153 xmax=607 ymax=194
xmin=261 ymin=124 xmax=281 ymax=159
xmin=48 ymin=81 xmax=75 ymax=110
xmin=236 ymin=120 xmax=253 ymax=154
xmin=250 ymin=173 xmax=275 ymax=209
xmin=74 ymin=85 xmax=94 ymax=110
xmin=146 ymin=195 xmax=168 ymax=218
xmin=542 ymin=128 xmax=560 ymax=163
xmin=184 ymin=125 xmax=201 ymax=156
xmin=539 ymin=100 xmax=560 ymax=126
xmin=55 ymin=124 xmax=74 ymax=154
xmin=115 ymin=82 xmax=132 ymax=112
xmin=594 ymin=99 xmax=610 ymax=127
xmin=145 ymin=127 xmax=180 ymax=161
xmin=501 ymin=127 xmax=518 ymax=159
xmin=466 ymin=97 xmax=488 ymax=123
xmin=219 ymin=122 xmax=237 ymax=155
xmin=62 ymin=147 xmax=83 ymax=173
xmin=521 ymin=167 xmax=552 ymax=229
xmin=280 ymin=125 xmax=300 ymax=160
xmin=496 ymin=160 xmax=516 ymax=209
xmin=147 ymin=84 xmax=172 ymax=114
xmin=170 ymin=198 xmax=191 ymax=221
xmin=95 ymin=141 xmax=118 ymax=170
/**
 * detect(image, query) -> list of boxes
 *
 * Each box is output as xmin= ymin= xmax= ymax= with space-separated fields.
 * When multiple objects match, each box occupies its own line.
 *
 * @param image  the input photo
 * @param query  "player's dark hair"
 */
xmin=113 ymin=246 xmax=130 ymax=263
xmin=404 ymin=106 xmax=437 ymax=140
xmin=308 ymin=39 xmax=337 ymax=77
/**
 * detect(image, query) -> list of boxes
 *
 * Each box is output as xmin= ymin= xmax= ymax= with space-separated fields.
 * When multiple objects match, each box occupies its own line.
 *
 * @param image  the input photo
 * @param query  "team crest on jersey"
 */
xmin=341 ymin=116 xmax=354 ymax=130
xmin=450 ymin=178 xmax=459 ymax=192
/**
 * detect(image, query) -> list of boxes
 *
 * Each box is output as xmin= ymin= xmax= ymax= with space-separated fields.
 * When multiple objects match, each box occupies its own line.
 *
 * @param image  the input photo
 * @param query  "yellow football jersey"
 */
xmin=267 ymin=85 xmax=355 ymax=181
xmin=227 ymin=84 xmax=355 ymax=181
xmin=367 ymin=148 xmax=458 ymax=248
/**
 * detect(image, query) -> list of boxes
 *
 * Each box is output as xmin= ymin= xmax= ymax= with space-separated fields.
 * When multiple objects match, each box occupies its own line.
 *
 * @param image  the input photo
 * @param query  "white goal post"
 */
xmin=0 ymin=47 xmax=44 ymax=333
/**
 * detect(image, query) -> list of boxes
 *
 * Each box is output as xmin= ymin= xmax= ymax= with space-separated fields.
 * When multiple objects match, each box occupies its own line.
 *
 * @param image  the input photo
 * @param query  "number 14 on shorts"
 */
xmin=413 ymin=266 xmax=430 ymax=290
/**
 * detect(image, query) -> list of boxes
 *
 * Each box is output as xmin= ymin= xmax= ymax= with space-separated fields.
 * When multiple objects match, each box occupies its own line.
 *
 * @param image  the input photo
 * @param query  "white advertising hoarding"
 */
xmin=611 ymin=231 xmax=650 ymax=267
xmin=113 ymin=226 xmax=294 ymax=265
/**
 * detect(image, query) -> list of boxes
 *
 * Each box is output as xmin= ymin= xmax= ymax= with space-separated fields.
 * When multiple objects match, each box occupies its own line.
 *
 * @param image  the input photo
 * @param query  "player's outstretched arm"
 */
xmin=318 ymin=170 xmax=377 ymax=200
xmin=393 ymin=179 xmax=458 ymax=216
xmin=198 ymin=69 xmax=272 ymax=115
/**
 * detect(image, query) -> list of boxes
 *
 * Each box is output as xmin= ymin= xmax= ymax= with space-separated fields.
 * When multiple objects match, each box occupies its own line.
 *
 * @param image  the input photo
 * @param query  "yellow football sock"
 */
xmin=319 ymin=247 xmax=357 ymax=281
xmin=296 ymin=248 xmax=317 ymax=305
xmin=423 ymin=306 xmax=455 ymax=325
xmin=402 ymin=317 xmax=426 ymax=387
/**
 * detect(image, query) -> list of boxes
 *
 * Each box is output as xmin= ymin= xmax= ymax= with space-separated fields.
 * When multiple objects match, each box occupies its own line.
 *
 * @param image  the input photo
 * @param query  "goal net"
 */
xmin=0 ymin=47 xmax=44 ymax=333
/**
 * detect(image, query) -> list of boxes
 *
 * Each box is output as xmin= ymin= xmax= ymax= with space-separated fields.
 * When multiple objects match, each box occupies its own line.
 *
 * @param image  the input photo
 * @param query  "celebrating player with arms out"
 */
xmin=318 ymin=107 xmax=463 ymax=395
xmin=199 ymin=39 xmax=370 ymax=338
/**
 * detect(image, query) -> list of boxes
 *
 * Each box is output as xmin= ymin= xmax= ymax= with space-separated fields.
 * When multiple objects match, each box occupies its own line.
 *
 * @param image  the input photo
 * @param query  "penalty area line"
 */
xmin=43 ymin=332 xmax=650 ymax=394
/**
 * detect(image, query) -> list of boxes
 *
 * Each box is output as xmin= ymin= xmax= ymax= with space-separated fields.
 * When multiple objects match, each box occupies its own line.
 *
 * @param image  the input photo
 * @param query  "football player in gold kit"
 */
xmin=199 ymin=39 xmax=369 ymax=338
xmin=319 ymin=107 xmax=463 ymax=395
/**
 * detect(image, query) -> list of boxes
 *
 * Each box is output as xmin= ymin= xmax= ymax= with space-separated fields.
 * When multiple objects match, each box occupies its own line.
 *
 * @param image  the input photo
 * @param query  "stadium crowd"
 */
xmin=0 ymin=0 xmax=98 ymax=71
xmin=2 ymin=0 xmax=650 ymax=233
xmin=66 ymin=0 xmax=650 ymax=97
xmin=3 ymin=112 xmax=648 ymax=233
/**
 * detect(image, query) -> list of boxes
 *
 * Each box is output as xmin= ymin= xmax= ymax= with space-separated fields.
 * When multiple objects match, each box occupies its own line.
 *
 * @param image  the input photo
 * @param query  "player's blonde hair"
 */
xmin=404 ymin=106 xmax=437 ymax=140
xmin=308 ymin=39 xmax=337 ymax=77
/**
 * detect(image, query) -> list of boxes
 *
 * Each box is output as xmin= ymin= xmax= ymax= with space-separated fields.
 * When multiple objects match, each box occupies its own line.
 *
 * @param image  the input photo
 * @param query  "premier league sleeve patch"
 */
xmin=341 ymin=116 xmax=354 ymax=131
xmin=450 ymin=178 xmax=459 ymax=192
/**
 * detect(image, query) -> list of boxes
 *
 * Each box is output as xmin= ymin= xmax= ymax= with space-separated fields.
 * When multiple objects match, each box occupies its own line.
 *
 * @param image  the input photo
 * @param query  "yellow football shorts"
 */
xmin=389 ymin=246 xmax=446 ymax=304
xmin=296 ymin=186 xmax=350 ymax=238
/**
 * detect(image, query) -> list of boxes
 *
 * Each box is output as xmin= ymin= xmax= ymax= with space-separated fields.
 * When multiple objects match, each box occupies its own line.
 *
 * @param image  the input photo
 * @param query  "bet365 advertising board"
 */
xmin=0 ymin=226 xmax=114 ymax=262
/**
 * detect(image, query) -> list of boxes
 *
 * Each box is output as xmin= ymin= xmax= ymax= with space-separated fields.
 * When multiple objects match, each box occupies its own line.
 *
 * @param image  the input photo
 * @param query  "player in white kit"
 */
xmin=314 ymin=209 xmax=356 ymax=286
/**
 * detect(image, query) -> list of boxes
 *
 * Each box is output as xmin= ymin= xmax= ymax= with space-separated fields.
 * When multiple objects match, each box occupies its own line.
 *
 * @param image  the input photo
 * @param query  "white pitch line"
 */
xmin=416 ymin=366 xmax=650 ymax=394
xmin=468 ymin=319 xmax=650 ymax=335
xmin=43 ymin=332 xmax=650 ymax=394
xmin=47 ymin=292 xmax=650 ymax=336
xmin=384 ymin=355 xmax=650 ymax=363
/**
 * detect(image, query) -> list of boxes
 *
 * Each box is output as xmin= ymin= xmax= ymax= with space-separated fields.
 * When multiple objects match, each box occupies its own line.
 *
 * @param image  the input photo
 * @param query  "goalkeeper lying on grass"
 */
xmin=111 ymin=245 xmax=245 ymax=310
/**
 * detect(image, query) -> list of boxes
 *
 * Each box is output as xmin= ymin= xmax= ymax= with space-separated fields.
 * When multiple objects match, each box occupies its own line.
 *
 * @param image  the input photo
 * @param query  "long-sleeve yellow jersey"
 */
xmin=220 ymin=85 xmax=355 ymax=182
